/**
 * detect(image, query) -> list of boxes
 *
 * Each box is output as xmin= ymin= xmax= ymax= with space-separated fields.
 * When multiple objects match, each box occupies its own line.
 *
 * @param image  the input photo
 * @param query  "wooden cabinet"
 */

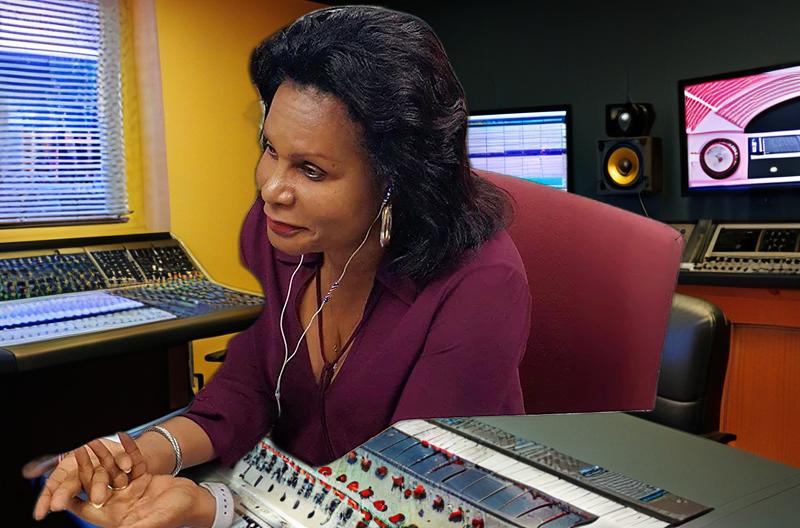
xmin=677 ymin=285 xmax=800 ymax=468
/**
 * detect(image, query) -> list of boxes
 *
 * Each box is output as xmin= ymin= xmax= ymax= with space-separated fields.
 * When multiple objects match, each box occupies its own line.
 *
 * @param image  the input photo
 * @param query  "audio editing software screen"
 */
xmin=467 ymin=109 xmax=569 ymax=191
xmin=682 ymin=63 xmax=800 ymax=191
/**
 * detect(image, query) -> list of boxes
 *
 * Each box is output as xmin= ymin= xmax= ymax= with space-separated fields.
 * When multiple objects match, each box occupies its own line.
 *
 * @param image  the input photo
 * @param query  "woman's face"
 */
xmin=257 ymin=81 xmax=381 ymax=258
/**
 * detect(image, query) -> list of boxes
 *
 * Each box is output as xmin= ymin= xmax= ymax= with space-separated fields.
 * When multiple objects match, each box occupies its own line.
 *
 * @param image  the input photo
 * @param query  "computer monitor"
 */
xmin=679 ymin=62 xmax=800 ymax=193
xmin=467 ymin=106 xmax=571 ymax=191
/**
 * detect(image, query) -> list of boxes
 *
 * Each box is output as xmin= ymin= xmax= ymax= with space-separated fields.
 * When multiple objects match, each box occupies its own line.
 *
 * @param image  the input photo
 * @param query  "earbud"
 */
xmin=382 ymin=182 xmax=394 ymax=206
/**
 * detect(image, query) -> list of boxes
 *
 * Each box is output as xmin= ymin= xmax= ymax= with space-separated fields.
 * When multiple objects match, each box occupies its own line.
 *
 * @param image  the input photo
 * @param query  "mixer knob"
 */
xmin=388 ymin=513 xmax=406 ymax=524
xmin=347 ymin=451 xmax=358 ymax=464
xmin=392 ymin=475 xmax=404 ymax=488
xmin=340 ymin=507 xmax=354 ymax=522
xmin=318 ymin=466 xmax=333 ymax=476
xmin=449 ymin=509 xmax=464 ymax=522
xmin=359 ymin=488 xmax=374 ymax=498
xmin=413 ymin=484 xmax=426 ymax=499
xmin=404 ymin=489 xmax=412 ymax=499
xmin=337 ymin=474 xmax=348 ymax=482
xmin=355 ymin=522 xmax=367 ymax=528
xmin=373 ymin=500 xmax=388 ymax=512
xmin=472 ymin=517 xmax=485 ymax=528
xmin=432 ymin=496 xmax=445 ymax=511
xmin=375 ymin=465 xmax=388 ymax=478
xmin=360 ymin=457 xmax=372 ymax=471
xmin=347 ymin=481 xmax=359 ymax=491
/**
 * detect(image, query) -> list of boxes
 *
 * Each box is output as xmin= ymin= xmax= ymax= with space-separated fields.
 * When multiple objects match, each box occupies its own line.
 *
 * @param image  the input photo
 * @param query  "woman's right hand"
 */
xmin=23 ymin=435 xmax=135 ymax=521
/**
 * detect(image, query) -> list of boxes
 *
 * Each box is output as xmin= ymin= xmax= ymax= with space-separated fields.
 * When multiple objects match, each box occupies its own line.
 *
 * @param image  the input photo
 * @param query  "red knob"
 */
xmin=413 ymin=484 xmax=426 ymax=499
xmin=347 ymin=451 xmax=358 ymax=464
xmin=318 ymin=466 xmax=332 ymax=476
xmin=472 ymin=518 xmax=485 ymax=528
xmin=432 ymin=496 xmax=444 ymax=510
xmin=359 ymin=488 xmax=374 ymax=498
xmin=347 ymin=481 xmax=359 ymax=491
xmin=373 ymin=500 xmax=388 ymax=512
xmin=336 ymin=474 xmax=347 ymax=482
xmin=360 ymin=457 xmax=372 ymax=471
xmin=356 ymin=522 xmax=367 ymax=528
xmin=449 ymin=509 xmax=463 ymax=522
xmin=391 ymin=475 xmax=404 ymax=488
xmin=403 ymin=488 xmax=412 ymax=498
xmin=389 ymin=513 xmax=406 ymax=524
xmin=376 ymin=465 xmax=388 ymax=477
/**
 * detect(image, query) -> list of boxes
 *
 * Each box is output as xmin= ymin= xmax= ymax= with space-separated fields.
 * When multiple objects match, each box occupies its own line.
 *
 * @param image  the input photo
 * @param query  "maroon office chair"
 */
xmin=478 ymin=170 xmax=684 ymax=414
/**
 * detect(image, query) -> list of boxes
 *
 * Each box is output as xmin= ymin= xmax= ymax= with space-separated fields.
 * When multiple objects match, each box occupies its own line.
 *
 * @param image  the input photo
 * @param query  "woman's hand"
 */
xmin=67 ymin=432 xmax=216 ymax=528
xmin=24 ymin=435 xmax=134 ymax=520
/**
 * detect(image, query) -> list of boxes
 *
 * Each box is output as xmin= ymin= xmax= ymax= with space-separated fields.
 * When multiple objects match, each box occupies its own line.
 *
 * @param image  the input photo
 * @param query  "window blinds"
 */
xmin=0 ymin=0 xmax=127 ymax=226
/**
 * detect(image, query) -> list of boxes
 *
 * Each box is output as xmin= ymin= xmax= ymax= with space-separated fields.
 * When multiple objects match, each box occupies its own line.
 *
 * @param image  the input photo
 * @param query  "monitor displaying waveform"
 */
xmin=468 ymin=107 xmax=570 ymax=191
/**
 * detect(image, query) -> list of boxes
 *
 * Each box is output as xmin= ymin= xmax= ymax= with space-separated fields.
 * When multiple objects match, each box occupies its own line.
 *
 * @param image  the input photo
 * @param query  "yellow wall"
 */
xmin=154 ymin=0 xmax=324 ymax=382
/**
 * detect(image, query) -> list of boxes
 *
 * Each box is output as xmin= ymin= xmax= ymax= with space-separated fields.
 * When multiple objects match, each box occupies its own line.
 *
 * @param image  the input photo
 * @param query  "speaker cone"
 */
xmin=606 ymin=145 xmax=641 ymax=187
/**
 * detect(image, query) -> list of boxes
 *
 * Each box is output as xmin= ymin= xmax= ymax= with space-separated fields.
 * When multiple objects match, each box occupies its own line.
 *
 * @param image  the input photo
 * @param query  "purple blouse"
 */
xmin=185 ymin=197 xmax=531 ymax=467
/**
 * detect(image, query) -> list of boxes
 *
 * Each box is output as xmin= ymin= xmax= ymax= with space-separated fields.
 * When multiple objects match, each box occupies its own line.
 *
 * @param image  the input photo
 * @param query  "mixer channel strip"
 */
xmin=0 ymin=291 xmax=175 ymax=347
xmin=420 ymin=418 xmax=711 ymax=526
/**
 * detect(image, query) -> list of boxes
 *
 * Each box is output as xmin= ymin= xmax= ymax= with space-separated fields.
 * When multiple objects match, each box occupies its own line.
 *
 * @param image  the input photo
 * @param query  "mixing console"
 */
xmin=672 ymin=222 xmax=800 ymax=285
xmin=197 ymin=419 xmax=711 ymax=528
xmin=0 ymin=291 xmax=175 ymax=346
xmin=0 ymin=235 xmax=263 ymax=369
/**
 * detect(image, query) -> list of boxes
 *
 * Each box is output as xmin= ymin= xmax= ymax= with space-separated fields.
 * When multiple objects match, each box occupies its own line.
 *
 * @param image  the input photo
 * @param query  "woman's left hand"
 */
xmin=66 ymin=432 xmax=215 ymax=528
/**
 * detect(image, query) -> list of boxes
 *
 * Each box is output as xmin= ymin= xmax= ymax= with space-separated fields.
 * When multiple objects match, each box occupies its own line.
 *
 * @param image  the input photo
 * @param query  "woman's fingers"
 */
xmin=22 ymin=453 xmax=59 ymax=479
xmin=119 ymin=432 xmax=148 ymax=479
xmin=87 ymin=438 xmax=129 ymax=490
xmin=75 ymin=446 xmax=110 ymax=507
xmin=32 ymin=462 xmax=67 ymax=520
xmin=49 ymin=476 xmax=83 ymax=512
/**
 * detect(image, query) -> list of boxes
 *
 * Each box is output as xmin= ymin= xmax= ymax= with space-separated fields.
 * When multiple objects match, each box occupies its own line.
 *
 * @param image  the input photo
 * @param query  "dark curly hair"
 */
xmin=249 ymin=5 xmax=511 ymax=286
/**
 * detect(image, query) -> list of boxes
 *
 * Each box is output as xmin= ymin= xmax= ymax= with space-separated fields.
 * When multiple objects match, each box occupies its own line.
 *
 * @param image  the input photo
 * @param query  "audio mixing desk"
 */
xmin=0 ymin=233 xmax=264 ymax=372
xmin=187 ymin=414 xmax=800 ymax=528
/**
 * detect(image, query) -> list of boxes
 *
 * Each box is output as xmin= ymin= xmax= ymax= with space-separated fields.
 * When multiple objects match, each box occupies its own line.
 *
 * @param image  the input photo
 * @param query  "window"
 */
xmin=0 ymin=0 xmax=127 ymax=227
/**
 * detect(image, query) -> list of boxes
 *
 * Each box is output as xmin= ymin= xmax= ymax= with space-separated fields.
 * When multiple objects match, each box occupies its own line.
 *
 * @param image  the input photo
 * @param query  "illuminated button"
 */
xmin=413 ymin=484 xmax=426 ymax=499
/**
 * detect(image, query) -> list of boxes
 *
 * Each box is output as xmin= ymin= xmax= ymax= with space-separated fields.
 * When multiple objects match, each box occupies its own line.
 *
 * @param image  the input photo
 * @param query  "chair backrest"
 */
xmin=478 ymin=170 xmax=683 ymax=413
xmin=633 ymin=293 xmax=731 ymax=433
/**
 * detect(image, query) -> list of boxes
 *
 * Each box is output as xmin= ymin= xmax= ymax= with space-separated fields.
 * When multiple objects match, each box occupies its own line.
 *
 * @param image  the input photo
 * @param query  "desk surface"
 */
xmin=476 ymin=413 xmax=800 ymax=527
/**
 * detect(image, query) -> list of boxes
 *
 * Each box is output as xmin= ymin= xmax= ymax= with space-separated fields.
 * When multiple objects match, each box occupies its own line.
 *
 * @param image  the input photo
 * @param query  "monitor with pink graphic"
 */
xmin=680 ymin=63 xmax=800 ymax=192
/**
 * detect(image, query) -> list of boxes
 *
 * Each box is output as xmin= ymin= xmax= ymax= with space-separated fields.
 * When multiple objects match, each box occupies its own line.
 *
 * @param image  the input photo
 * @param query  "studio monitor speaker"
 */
xmin=598 ymin=137 xmax=662 ymax=194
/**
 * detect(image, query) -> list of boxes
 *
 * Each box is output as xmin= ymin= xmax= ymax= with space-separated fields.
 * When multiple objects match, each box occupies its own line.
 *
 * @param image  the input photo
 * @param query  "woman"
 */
xmin=27 ymin=5 xmax=531 ymax=526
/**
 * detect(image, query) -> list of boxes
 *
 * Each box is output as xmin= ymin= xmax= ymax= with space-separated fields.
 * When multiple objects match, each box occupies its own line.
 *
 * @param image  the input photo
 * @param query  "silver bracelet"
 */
xmin=199 ymin=482 xmax=235 ymax=528
xmin=143 ymin=425 xmax=182 ymax=476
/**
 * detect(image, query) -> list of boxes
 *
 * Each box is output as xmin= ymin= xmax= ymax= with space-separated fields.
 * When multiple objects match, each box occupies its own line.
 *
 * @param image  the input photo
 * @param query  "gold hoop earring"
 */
xmin=379 ymin=203 xmax=392 ymax=248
